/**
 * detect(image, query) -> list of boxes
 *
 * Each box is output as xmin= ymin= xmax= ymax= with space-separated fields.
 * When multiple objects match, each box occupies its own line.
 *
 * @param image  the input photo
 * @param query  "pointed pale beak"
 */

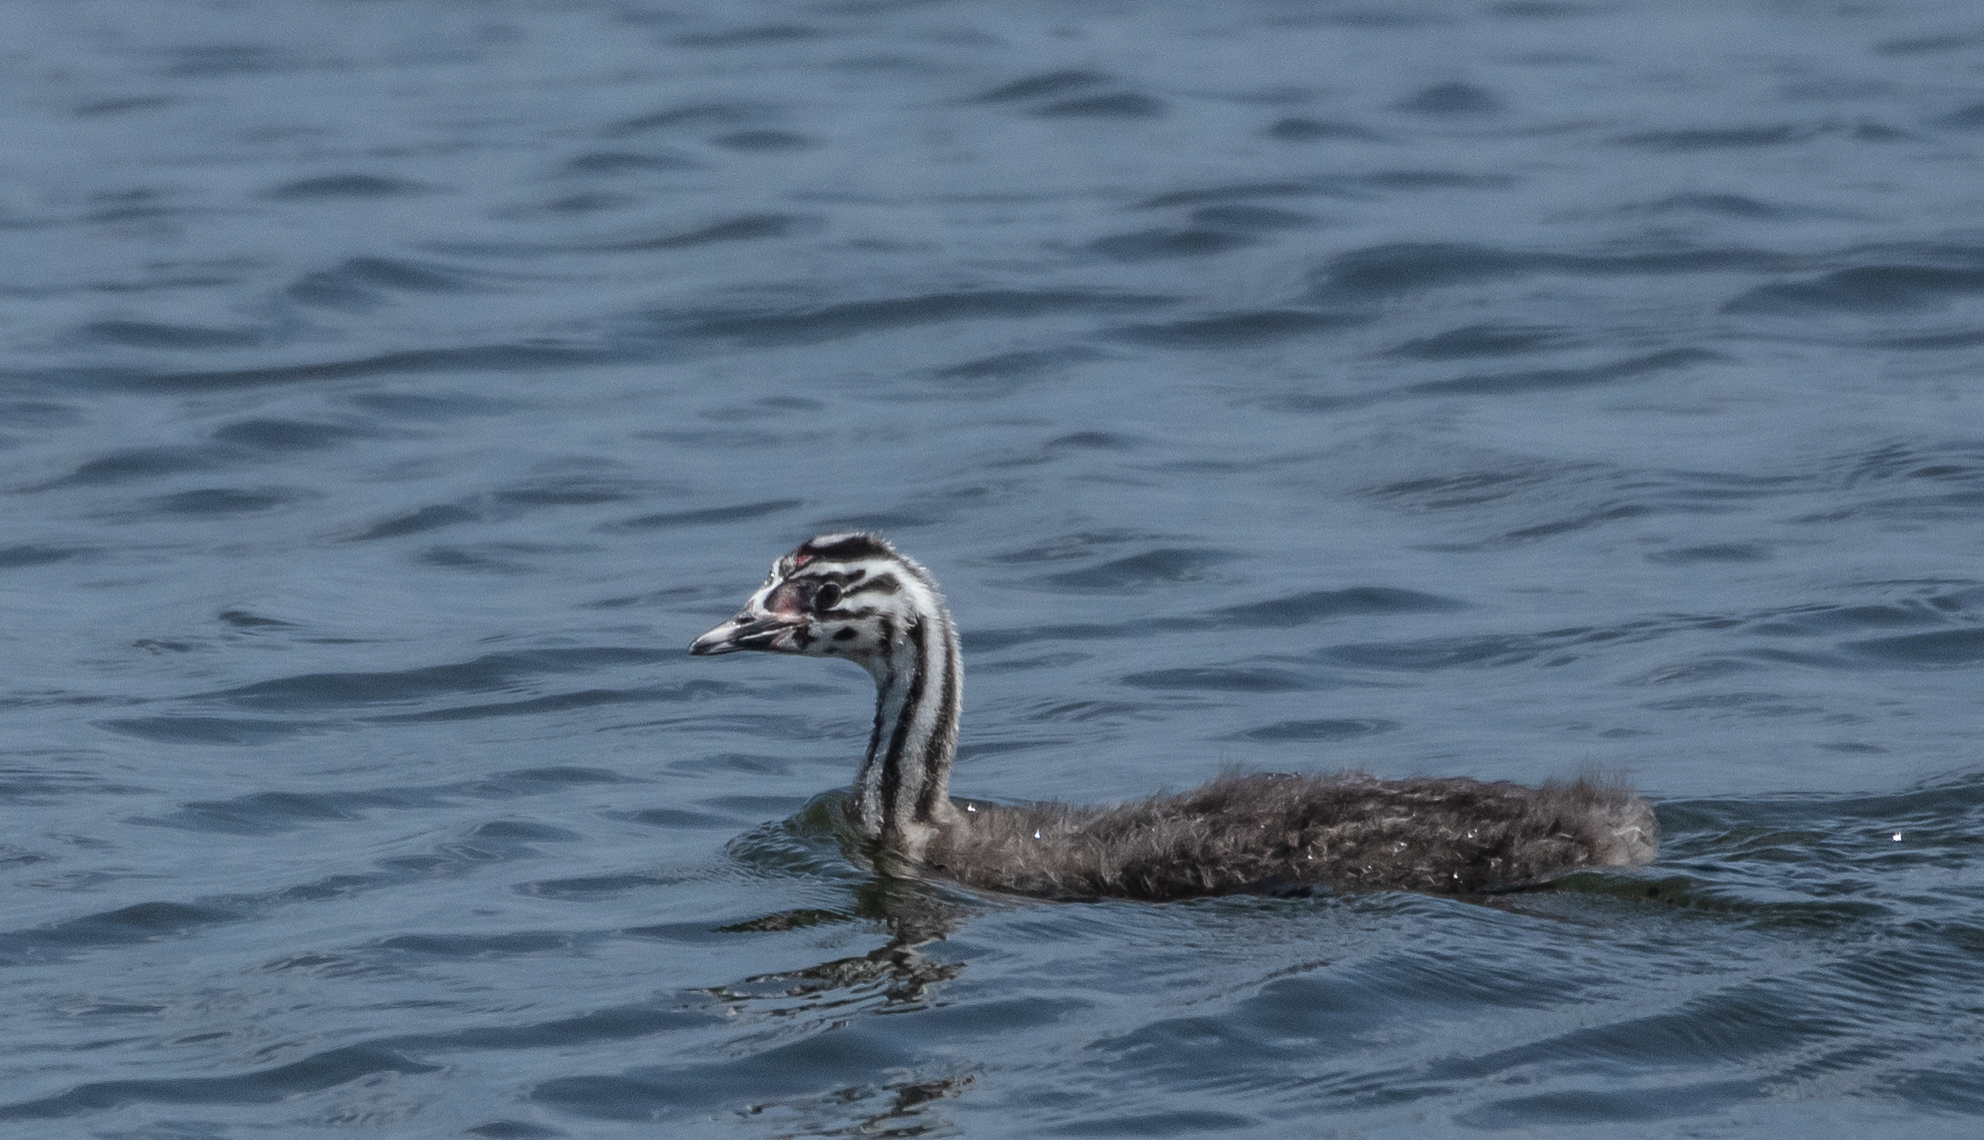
xmin=689 ymin=612 xmax=805 ymax=656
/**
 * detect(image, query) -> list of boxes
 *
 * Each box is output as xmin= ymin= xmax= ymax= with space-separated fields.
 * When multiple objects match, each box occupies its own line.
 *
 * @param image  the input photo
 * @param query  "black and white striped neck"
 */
xmin=851 ymin=570 xmax=962 ymax=849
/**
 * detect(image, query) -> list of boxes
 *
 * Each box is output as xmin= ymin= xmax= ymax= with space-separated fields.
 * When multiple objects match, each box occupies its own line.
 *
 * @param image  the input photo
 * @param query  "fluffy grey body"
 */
xmin=692 ymin=533 xmax=1656 ymax=901
xmin=931 ymin=772 xmax=1654 ymax=900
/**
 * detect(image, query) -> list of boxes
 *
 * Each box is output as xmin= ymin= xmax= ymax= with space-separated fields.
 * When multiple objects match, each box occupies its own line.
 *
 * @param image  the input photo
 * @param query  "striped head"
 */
xmin=689 ymin=533 xmax=946 ymax=678
xmin=691 ymin=532 xmax=964 ymax=843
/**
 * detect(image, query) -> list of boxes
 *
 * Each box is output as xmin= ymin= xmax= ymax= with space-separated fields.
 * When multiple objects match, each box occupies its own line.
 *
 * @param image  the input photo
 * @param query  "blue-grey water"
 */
xmin=2 ymin=0 xmax=1982 ymax=1135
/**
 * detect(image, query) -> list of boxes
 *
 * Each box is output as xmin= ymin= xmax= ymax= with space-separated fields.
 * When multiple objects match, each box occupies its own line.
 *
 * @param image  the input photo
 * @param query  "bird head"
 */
xmin=689 ymin=533 xmax=938 ymax=672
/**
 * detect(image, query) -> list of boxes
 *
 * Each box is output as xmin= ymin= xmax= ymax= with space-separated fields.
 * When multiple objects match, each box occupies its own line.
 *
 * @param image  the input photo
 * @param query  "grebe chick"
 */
xmin=691 ymin=533 xmax=1656 ymax=901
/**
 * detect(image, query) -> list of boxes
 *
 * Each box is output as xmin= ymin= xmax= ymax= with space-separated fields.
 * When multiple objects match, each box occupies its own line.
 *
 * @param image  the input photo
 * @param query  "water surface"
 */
xmin=2 ymin=1 xmax=1982 ymax=1136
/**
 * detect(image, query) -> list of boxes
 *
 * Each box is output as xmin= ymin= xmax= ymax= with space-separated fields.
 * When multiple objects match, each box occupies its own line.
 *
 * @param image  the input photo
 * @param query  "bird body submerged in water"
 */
xmin=691 ymin=533 xmax=1656 ymax=901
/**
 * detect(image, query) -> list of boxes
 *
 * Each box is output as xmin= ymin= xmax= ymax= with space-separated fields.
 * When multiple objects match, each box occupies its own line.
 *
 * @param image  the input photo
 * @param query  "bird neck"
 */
xmin=854 ymin=603 xmax=962 ymax=851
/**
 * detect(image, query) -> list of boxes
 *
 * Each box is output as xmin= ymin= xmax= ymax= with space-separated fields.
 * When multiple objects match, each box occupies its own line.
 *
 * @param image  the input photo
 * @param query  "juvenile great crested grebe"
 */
xmin=691 ymin=533 xmax=1656 ymax=901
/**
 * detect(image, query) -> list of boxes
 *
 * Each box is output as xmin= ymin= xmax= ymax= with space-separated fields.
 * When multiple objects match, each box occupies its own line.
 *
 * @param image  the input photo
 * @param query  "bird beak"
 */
xmin=689 ymin=612 xmax=805 ymax=656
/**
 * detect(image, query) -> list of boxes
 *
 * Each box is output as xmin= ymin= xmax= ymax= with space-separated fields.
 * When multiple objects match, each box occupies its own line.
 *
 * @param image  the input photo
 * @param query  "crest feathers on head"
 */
xmin=794 ymin=533 xmax=896 ymax=564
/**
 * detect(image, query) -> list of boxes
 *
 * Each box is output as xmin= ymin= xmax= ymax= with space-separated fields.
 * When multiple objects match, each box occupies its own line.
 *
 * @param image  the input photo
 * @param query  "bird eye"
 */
xmin=814 ymin=582 xmax=842 ymax=611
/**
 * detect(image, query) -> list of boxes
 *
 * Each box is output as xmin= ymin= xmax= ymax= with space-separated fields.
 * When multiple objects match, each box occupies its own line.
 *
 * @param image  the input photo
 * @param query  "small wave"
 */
xmin=710 ymin=128 xmax=818 ymax=151
xmin=1051 ymin=1108 xmax=1261 ymax=1135
xmin=132 ymin=788 xmax=447 ymax=834
xmin=1035 ymin=92 xmax=1166 ymax=118
xmin=721 ymin=793 xmax=867 ymax=883
xmin=932 ymin=345 xmax=1110 ymax=386
xmin=117 ymin=343 xmax=622 ymax=391
xmin=561 ymin=149 xmax=700 ymax=174
xmin=478 ymin=766 xmax=634 ymax=790
xmin=984 ymin=529 xmax=1154 ymax=564
xmin=81 ymin=320 xmax=266 ymax=350
xmin=372 ymin=685 xmax=719 ymax=723
xmin=1138 ymin=179 xmax=1355 ymax=209
xmin=212 ymin=417 xmax=375 ymax=450
xmin=195 ymin=647 xmax=677 ymax=712
xmin=602 ymin=497 xmax=805 ymax=531
xmin=1312 ymin=242 xmax=1798 ymax=300
xmin=1393 ymin=81 xmax=1505 ymax=116
xmin=0 ymin=544 xmax=83 ymax=569
xmin=408 ymin=1000 xmax=720 ymax=1051
xmin=1845 ymin=628 xmax=1984 ymax=667
xmin=71 ymin=95 xmax=174 ymax=117
xmin=263 ymin=174 xmax=425 ymax=200
xmin=1266 ymin=117 xmax=1384 ymax=142
xmin=378 ymin=931 xmax=577 ymax=957
xmin=1329 ymin=633 xmax=1560 ymax=670
xmin=493 ymin=476 xmax=643 ymax=507
xmin=622 ymin=807 xmax=735 ymax=830
xmin=1088 ymin=228 xmax=1256 ymax=261
xmin=1935 ymin=102 xmax=1984 ymax=130
xmin=971 ymin=70 xmax=1114 ymax=104
xmin=529 ymin=1022 xmax=920 ymax=1122
xmin=160 ymin=44 xmax=290 ymax=78
xmin=29 ymin=445 xmax=224 ymax=490
xmin=1109 ymin=309 xmax=1362 ymax=345
xmin=589 ymin=213 xmax=808 ymax=250
xmin=1190 ymin=204 xmax=1322 ymax=229
xmin=601 ymin=101 xmax=763 ymax=138
xmin=672 ymin=25 xmax=823 ymax=49
xmin=98 ymin=716 xmax=323 ymax=745
xmin=285 ymin=256 xmax=481 ymax=310
xmin=349 ymin=503 xmax=481 ymax=540
xmin=1724 ymin=263 xmax=1984 ymax=314
xmin=1121 ymin=667 xmax=1316 ymax=693
xmin=1208 ymin=587 xmax=1467 ymax=628
xmin=0 ymin=901 xmax=245 ymax=968
xmin=146 ymin=486 xmax=305 ymax=516
xmin=1881 ymin=32 xmax=1984 ymax=55
xmin=1625 ymin=192 xmax=1789 ymax=219
xmin=0 ymin=1044 xmax=439 ymax=1121
xmin=1360 ymin=170 xmax=1517 ymax=191
xmin=660 ymin=289 xmax=1175 ymax=346
xmin=966 ymin=624 xmax=1138 ymax=652
xmin=1615 ymin=123 xmax=1823 ymax=150
xmin=515 ymin=873 xmax=681 ymax=900
xmin=1386 ymin=323 xmax=1564 ymax=360
xmin=1459 ymin=1078 xmax=1766 ymax=1128
xmin=1647 ymin=543 xmax=1772 ymax=565
xmin=1041 ymin=548 xmax=1234 ymax=591
xmin=1230 ymin=718 xmax=1400 ymax=742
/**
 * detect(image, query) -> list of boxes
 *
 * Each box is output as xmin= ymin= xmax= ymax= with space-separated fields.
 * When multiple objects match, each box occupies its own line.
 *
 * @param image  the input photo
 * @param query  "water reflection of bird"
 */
xmin=692 ymin=533 xmax=1656 ymax=901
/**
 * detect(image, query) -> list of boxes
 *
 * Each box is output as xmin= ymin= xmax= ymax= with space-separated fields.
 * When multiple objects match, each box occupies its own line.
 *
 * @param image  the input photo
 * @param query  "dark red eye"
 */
xmin=814 ymin=582 xmax=842 ymax=611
